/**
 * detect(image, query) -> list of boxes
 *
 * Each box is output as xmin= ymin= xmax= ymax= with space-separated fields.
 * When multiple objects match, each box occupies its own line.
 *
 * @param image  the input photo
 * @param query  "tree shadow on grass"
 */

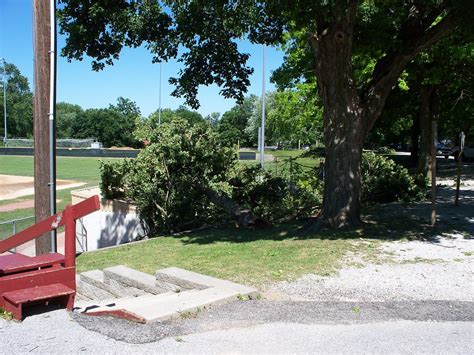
xmin=171 ymin=185 xmax=473 ymax=246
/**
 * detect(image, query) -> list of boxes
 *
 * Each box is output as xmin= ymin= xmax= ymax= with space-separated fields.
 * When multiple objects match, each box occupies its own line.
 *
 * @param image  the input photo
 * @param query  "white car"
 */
xmin=451 ymin=143 xmax=474 ymax=161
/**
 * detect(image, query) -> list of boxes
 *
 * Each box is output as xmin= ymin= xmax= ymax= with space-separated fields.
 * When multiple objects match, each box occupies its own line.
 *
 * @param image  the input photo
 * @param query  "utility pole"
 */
xmin=33 ymin=0 xmax=53 ymax=254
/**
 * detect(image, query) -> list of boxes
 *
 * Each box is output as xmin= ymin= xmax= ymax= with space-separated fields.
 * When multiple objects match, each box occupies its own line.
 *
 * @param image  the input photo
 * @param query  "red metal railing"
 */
xmin=0 ymin=195 xmax=100 ymax=266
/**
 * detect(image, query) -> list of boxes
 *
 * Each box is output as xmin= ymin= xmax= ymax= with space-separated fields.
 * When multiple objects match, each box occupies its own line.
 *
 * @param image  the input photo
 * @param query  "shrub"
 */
xmin=230 ymin=165 xmax=290 ymax=220
xmin=374 ymin=146 xmax=396 ymax=155
xmin=99 ymin=159 xmax=133 ymax=199
xmin=361 ymin=152 xmax=426 ymax=203
xmin=230 ymin=163 xmax=323 ymax=221
xmin=124 ymin=119 xmax=237 ymax=233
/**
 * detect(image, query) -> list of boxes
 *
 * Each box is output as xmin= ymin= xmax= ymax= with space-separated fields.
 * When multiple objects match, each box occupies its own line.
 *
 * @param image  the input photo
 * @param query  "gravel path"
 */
xmin=270 ymin=171 xmax=474 ymax=303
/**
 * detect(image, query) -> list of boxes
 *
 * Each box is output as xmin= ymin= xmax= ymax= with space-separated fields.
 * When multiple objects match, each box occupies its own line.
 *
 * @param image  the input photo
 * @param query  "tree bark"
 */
xmin=417 ymin=85 xmax=435 ymax=176
xmin=308 ymin=4 xmax=365 ymax=229
xmin=410 ymin=113 xmax=420 ymax=167
xmin=303 ymin=4 xmax=456 ymax=230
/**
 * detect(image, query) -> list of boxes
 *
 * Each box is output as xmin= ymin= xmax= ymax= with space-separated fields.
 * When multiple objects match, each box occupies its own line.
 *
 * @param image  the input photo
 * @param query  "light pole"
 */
xmin=158 ymin=62 xmax=162 ymax=125
xmin=49 ymin=0 xmax=58 ymax=251
xmin=1 ymin=58 xmax=7 ymax=147
xmin=260 ymin=45 xmax=266 ymax=168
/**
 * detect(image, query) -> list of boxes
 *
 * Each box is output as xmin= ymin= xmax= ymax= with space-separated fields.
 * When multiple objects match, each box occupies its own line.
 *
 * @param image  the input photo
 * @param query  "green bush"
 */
xmin=99 ymin=159 xmax=133 ymax=199
xmin=102 ymin=122 xmax=424 ymax=233
xmin=125 ymin=119 xmax=236 ymax=233
xmin=100 ymin=119 xmax=324 ymax=233
xmin=374 ymin=146 xmax=396 ymax=155
xmin=230 ymin=163 xmax=322 ymax=221
xmin=361 ymin=152 xmax=427 ymax=203
xmin=230 ymin=165 xmax=290 ymax=220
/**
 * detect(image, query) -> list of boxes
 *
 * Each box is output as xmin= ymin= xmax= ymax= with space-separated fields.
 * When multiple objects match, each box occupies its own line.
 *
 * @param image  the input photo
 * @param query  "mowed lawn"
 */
xmin=77 ymin=223 xmax=378 ymax=287
xmin=0 ymin=155 xmax=122 ymax=182
xmin=0 ymin=156 xmax=121 ymax=238
xmin=0 ymin=152 xmax=368 ymax=286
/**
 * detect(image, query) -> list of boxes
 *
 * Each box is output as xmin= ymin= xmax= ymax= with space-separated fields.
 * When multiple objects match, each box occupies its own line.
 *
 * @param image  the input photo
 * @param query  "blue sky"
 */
xmin=0 ymin=0 xmax=284 ymax=117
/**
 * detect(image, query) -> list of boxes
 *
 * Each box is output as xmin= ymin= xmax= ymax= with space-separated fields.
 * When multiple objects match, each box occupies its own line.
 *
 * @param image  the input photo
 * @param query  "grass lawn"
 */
xmin=266 ymin=150 xmax=320 ymax=174
xmin=76 ymin=222 xmax=382 ymax=287
xmin=0 ymin=155 xmax=122 ymax=238
xmin=0 ymin=155 xmax=123 ymax=182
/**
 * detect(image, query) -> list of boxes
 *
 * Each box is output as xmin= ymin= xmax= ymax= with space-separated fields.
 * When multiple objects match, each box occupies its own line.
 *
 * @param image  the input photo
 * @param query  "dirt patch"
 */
xmin=0 ymin=174 xmax=85 ymax=201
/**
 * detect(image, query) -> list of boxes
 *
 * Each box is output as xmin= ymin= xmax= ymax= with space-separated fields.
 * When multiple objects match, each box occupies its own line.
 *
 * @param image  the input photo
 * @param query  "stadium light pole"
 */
xmin=260 ymin=45 xmax=266 ymax=168
xmin=1 ymin=58 xmax=6 ymax=147
xmin=158 ymin=62 xmax=162 ymax=125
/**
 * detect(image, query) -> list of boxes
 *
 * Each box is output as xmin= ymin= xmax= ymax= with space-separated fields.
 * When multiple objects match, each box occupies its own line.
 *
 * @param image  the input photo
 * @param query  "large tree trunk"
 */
xmin=308 ymin=4 xmax=365 ymax=229
xmin=322 ymin=116 xmax=364 ymax=227
xmin=304 ymin=3 xmax=455 ymax=230
xmin=417 ymin=85 xmax=441 ymax=178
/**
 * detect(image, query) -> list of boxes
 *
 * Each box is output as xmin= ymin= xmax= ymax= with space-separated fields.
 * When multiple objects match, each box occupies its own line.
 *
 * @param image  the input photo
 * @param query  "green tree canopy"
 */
xmin=58 ymin=0 xmax=473 ymax=228
xmin=71 ymin=97 xmax=139 ymax=147
xmin=218 ymin=95 xmax=257 ymax=147
xmin=56 ymin=102 xmax=83 ymax=138
xmin=0 ymin=62 xmax=33 ymax=139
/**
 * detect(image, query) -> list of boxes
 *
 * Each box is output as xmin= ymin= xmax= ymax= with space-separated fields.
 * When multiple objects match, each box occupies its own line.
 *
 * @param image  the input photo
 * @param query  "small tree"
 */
xmin=121 ymin=119 xmax=240 ymax=232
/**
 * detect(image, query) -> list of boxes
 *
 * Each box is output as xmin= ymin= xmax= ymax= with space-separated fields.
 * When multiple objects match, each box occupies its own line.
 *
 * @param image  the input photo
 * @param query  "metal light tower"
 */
xmin=1 ymin=58 xmax=7 ymax=146
xmin=260 ymin=45 xmax=266 ymax=167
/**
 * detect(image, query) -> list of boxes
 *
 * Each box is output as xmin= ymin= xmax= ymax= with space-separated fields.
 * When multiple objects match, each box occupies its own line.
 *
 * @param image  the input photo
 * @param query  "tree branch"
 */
xmin=363 ymin=10 xmax=457 ymax=132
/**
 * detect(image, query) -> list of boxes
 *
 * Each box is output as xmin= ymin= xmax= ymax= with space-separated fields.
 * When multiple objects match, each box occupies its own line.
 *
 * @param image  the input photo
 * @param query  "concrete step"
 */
xmin=103 ymin=265 xmax=171 ymax=294
xmin=80 ymin=269 xmax=149 ymax=298
xmin=75 ymin=292 xmax=91 ymax=303
xmin=155 ymin=267 xmax=259 ymax=298
xmin=121 ymin=287 xmax=240 ymax=323
xmin=76 ymin=275 xmax=116 ymax=301
xmin=83 ymin=288 xmax=226 ymax=323
xmin=82 ymin=290 xmax=196 ymax=318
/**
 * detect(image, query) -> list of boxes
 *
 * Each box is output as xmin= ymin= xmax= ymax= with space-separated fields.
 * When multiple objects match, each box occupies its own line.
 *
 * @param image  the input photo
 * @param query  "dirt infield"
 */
xmin=0 ymin=174 xmax=85 ymax=201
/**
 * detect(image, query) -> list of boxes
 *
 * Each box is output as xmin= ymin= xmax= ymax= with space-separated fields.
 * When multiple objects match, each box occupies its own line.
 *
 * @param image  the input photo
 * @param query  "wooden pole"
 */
xmin=430 ymin=119 xmax=437 ymax=226
xmin=455 ymin=132 xmax=465 ymax=206
xmin=33 ymin=0 xmax=52 ymax=254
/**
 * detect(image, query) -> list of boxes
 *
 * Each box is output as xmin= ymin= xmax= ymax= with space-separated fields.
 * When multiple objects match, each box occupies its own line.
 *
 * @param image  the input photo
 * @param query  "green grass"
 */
xmin=76 ymin=221 xmax=385 ymax=287
xmin=266 ymin=150 xmax=320 ymax=174
xmin=0 ymin=186 xmax=89 ymax=239
xmin=0 ymin=155 xmax=123 ymax=182
xmin=0 ymin=156 xmax=119 ymax=238
xmin=0 ymin=307 xmax=13 ymax=321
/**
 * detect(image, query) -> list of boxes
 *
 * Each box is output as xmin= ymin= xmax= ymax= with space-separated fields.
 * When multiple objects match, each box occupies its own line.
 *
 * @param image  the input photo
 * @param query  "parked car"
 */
xmin=451 ymin=143 xmax=474 ymax=162
xmin=436 ymin=142 xmax=452 ymax=159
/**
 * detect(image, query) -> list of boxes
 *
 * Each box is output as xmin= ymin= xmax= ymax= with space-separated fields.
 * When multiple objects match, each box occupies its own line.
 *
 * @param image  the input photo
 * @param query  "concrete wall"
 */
xmin=0 ymin=147 xmax=139 ymax=158
xmin=72 ymin=187 xmax=145 ymax=251
xmin=1 ymin=148 xmax=256 ymax=160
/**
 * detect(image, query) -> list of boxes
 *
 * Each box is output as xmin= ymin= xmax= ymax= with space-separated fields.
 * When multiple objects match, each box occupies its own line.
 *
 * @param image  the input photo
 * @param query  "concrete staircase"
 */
xmin=75 ymin=266 xmax=259 ymax=323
